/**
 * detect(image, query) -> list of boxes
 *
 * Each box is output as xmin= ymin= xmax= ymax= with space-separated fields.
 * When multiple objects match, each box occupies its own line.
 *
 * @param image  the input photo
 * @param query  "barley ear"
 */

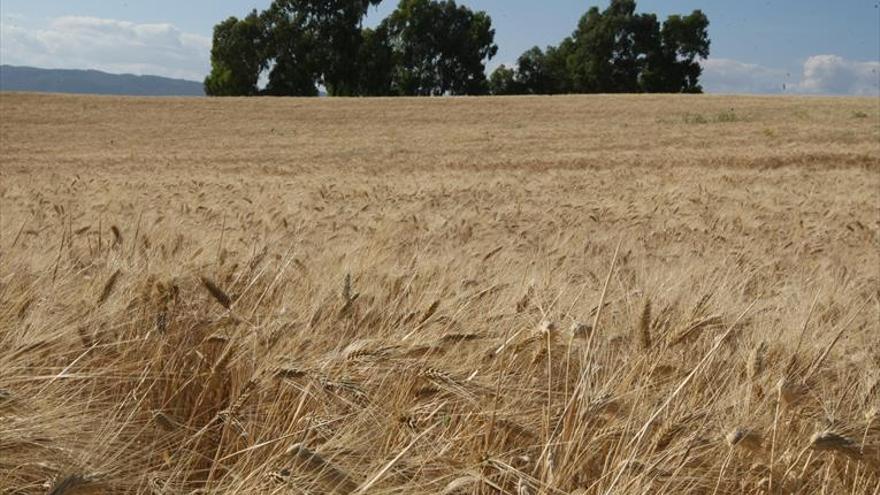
xmin=201 ymin=276 xmax=231 ymax=309
xmin=97 ymin=269 xmax=122 ymax=306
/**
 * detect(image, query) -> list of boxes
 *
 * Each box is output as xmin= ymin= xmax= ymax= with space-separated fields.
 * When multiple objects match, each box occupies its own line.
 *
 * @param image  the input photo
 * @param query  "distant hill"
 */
xmin=0 ymin=65 xmax=204 ymax=96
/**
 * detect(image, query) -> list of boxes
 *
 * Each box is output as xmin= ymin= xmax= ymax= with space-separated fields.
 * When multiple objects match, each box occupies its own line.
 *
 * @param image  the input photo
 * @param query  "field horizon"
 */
xmin=1 ymin=92 xmax=878 ymax=494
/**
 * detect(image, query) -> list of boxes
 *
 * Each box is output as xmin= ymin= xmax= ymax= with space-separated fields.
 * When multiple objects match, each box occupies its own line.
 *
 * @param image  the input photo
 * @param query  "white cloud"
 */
xmin=703 ymin=55 xmax=880 ymax=96
xmin=0 ymin=16 xmax=210 ymax=81
xmin=797 ymin=55 xmax=880 ymax=96
xmin=701 ymin=58 xmax=792 ymax=94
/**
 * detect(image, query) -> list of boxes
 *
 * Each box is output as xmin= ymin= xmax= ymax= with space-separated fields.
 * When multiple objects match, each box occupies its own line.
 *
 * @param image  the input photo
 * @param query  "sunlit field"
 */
xmin=1 ymin=92 xmax=878 ymax=494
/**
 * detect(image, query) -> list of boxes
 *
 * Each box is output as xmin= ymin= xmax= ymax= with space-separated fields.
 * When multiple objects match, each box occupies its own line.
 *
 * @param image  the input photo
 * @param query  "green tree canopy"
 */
xmin=516 ymin=46 xmax=566 ymax=95
xmin=205 ymin=0 xmax=497 ymax=97
xmin=260 ymin=3 xmax=318 ymax=96
xmin=652 ymin=10 xmax=711 ymax=92
xmin=488 ymin=64 xmax=519 ymax=95
xmin=267 ymin=0 xmax=382 ymax=96
xmin=490 ymin=0 xmax=709 ymax=95
xmin=205 ymin=0 xmax=706 ymax=97
xmin=205 ymin=0 xmax=382 ymax=96
xmin=380 ymin=0 xmax=498 ymax=95
xmin=204 ymin=11 xmax=266 ymax=96
xmin=354 ymin=26 xmax=395 ymax=96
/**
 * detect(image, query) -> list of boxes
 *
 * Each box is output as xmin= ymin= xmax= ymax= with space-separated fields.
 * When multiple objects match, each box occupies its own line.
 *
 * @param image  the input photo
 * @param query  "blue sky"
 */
xmin=1 ymin=1 xmax=878 ymax=94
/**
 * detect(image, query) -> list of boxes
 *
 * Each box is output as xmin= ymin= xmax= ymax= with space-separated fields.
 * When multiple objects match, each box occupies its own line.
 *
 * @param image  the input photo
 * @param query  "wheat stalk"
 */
xmin=637 ymin=298 xmax=652 ymax=350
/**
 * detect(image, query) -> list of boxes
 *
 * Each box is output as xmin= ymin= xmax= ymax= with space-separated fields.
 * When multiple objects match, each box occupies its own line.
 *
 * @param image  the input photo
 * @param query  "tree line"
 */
xmin=205 ymin=0 xmax=710 ymax=97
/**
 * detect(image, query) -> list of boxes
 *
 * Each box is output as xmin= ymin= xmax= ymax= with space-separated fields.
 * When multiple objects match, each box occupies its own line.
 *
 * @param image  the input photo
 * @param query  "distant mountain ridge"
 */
xmin=0 ymin=65 xmax=204 ymax=96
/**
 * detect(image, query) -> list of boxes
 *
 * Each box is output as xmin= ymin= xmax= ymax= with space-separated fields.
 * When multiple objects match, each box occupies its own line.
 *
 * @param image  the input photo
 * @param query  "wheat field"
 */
xmin=1 ymin=92 xmax=878 ymax=494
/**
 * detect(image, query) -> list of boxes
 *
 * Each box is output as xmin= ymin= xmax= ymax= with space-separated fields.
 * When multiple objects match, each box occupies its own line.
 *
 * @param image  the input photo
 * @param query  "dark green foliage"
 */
xmin=355 ymin=27 xmax=396 ymax=96
xmin=204 ymin=12 xmax=266 ymax=96
xmin=655 ymin=10 xmax=711 ymax=93
xmin=268 ymin=0 xmax=382 ymax=96
xmin=488 ymin=64 xmax=519 ymax=95
xmin=490 ymin=46 xmax=569 ymax=96
xmin=205 ymin=0 xmax=497 ymax=97
xmin=381 ymin=0 xmax=498 ymax=95
xmin=205 ymin=1 xmax=381 ymax=96
xmin=205 ymin=0 xmax=707 ymax=97
xmin=521 ymin=46 xmax=568 ymax=94
xmin=260 ymin=4 xmax=319 ymax=96
xmin=491 ymin=0 xmax=710 ymax=95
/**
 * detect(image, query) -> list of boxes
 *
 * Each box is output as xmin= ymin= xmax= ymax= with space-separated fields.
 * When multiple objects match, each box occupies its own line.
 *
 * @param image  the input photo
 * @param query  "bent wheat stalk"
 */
xmin=605 ymin=299 xmax=758 ymax=494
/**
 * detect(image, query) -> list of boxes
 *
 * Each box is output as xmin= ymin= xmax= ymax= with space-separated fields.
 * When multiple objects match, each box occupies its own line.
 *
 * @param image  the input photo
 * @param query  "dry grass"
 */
xmin=0 ymin=92 xmax=878 ymax=494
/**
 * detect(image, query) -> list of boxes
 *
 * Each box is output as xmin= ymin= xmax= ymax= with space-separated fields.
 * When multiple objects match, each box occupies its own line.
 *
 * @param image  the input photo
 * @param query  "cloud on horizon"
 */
xmin=1 ymin=14 xmax=878 ymax=95
xmin=702 ymin=55 xmax=879 ymax=96
xmin=0 ymin=16 xmax=210 ymax=81
xmin=701 ymin=58 xmax=792 ymax=94
xmin=797 ymin=55 xmax=880 ymax=96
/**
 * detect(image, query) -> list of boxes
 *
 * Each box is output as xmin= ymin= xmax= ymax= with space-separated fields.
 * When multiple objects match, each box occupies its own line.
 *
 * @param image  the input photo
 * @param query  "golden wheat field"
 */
xmin=1 ymin=92 xmax=879 ymax=494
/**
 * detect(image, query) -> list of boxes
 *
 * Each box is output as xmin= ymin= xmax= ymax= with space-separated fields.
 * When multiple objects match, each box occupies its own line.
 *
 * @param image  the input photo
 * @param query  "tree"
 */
xmin=518 ymin=46 xmax=565 ymax=94
xmin=567 ymin=1 xmax=649 ymax=93
xmin=652 ymin=10 xmax=710 ymax=92
xmin=381 ymin=0 xmax=498 ymax=95
xmin=544 ymin=42 xmax=575 ymax=94
xmin=489 ymin=44 xmax=573 ymax=96
xmin=488 ymin=64 xmax=519 ymax=95
xmin=355 ymin=26 xmax=395 ymax=96
xmin=205 ymin=0 xmax=382 ymax=96
xmin=260 ymin=4 xmax=319 ymax=96
xmin=506 ymin=0 xmax=710 ymax=94
xmin=207 ymin=1 xmax=706 ymax=97
xmin=204 ymin=12 xmax=266 ymax=96
xmin=204 ymin=0 xmax=499 ymax=97
xmin=268 ymin=0 xmax=382 ymax=96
